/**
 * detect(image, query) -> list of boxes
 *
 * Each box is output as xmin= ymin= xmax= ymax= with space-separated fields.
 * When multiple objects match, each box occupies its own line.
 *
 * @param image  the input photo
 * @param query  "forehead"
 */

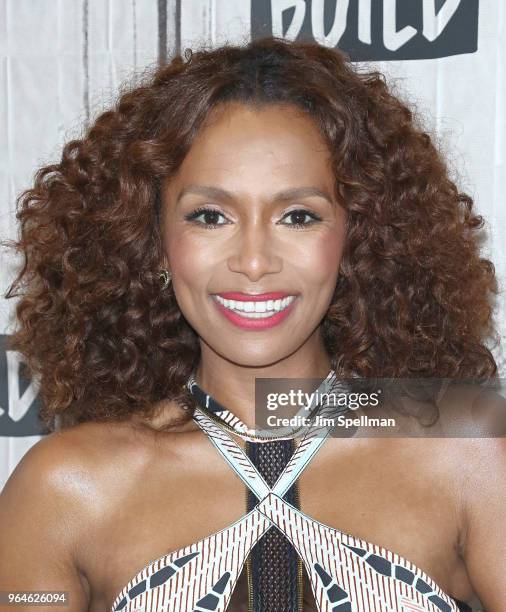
xmin=168 ymin=102 xmax=334 ymax=193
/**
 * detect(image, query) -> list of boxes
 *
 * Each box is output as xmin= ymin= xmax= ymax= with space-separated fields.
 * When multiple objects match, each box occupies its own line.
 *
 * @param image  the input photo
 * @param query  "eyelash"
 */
xmin=183 ymin=206 xmax=323 ymax=229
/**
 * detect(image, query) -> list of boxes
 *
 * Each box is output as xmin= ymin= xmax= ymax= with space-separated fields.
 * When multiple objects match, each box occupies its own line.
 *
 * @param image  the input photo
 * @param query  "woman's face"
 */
xmin=161 ymin=102 xmax=346 ymax=367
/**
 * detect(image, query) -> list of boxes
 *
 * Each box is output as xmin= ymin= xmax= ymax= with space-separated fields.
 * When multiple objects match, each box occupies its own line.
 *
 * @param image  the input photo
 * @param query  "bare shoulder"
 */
xmin=1 ymin=422 xmax=118 ymax=524
xmin=367 ymin=385 xmax=505 ymax=608
xmin=435 ymin=383 xmax=506 ymax=609
xmin=0 ymin=415 xmax=192 ymax=609
xmin=440 ymin=380 xmax=506 ymax=497
xmin=0 ymin=416 xmax=172 ymax=533
xmin=433 ymin=381 xmax=506 ymax=499
xmin=15 ymin=404 xmax=200 ymax=492
xmin=0 ymin=420 xmax=138 ymax=609
xmin=456 ymin=434 xmax=506 ymax=610
xmin=435 ymin=380 xmax=506 ymax=435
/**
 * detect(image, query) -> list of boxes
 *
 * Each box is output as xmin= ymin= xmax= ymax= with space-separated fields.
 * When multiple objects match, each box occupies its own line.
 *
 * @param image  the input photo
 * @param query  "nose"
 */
xmin=227 ymin=219 xmax=283 ymax=281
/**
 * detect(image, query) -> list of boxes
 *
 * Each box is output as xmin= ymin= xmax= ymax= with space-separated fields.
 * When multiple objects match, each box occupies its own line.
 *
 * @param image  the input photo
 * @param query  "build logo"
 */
xmin=251 ymin=0 xmax=479 ymax=60
xmin=0 ymin=335 xmax=47 ymax=437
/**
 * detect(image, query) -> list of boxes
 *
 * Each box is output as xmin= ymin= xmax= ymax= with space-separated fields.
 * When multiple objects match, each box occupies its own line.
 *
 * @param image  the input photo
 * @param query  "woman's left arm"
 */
xmin=461 ymin=436 xmax=506 ymax=611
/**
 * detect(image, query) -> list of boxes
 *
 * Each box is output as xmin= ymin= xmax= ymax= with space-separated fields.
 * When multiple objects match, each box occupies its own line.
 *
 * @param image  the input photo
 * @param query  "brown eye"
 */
xmin=279 ymin=209 xmax=322 ymax=227
xmin=184 ymin=207 xmax=228 ymax=228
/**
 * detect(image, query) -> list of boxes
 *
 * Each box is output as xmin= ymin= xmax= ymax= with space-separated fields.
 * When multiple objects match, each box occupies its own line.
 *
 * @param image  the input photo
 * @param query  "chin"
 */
xmin=219 ymin=348 xmax=296 ymax=369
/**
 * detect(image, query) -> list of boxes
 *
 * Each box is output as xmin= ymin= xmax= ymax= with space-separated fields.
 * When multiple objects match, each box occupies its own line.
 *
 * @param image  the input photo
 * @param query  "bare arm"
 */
xmin=461 ymin=437 xmax=506 ymax=611
xmin=0 ymin=436 xmax=89 ymax=611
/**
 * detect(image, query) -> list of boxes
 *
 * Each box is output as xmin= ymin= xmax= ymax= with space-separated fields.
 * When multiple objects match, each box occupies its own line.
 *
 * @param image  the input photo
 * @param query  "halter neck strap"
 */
xmin=186 ymin=368 xmax=340 ymax=441
xmin=192 ymin=392 xmax=348 ymax=501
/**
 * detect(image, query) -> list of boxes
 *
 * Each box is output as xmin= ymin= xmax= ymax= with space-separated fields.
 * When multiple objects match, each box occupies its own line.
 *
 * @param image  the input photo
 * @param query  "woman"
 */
xmin=0 ymin=37 xmax=504 ymax=612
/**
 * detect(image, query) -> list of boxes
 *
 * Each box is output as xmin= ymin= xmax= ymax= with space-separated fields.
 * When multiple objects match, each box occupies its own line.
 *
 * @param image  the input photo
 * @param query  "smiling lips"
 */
xmin=211 ymin=291 xmax=298 ymax=329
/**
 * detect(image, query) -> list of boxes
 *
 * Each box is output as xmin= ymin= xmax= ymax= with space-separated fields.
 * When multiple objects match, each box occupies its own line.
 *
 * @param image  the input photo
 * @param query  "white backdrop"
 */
xmin=0 ymin=0 xmax=505 ymax=490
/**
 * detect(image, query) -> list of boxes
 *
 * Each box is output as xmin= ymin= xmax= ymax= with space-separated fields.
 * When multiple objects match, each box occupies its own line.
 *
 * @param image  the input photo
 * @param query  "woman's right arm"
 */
xmin=0 ymin=436 xmax=90 ymax=611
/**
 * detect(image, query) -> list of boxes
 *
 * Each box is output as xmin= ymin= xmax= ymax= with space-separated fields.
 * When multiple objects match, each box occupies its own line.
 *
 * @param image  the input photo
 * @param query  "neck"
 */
xmin=193 ymin=335 xmax=333 ymax=430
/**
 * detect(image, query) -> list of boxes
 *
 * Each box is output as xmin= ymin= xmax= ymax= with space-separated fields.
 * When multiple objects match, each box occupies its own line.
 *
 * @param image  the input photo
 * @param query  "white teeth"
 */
xmin=214 ymin=295 xmax=296 ymax=318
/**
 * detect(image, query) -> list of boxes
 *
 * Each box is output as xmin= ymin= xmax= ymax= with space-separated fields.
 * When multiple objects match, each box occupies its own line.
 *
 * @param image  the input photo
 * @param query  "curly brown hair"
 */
xmin=3 ymin=36 xmax=499 ymax=432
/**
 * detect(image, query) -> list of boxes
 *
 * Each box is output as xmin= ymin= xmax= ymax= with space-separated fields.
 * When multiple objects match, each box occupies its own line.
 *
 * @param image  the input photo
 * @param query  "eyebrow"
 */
xmin=175 ymin=184 xmax=334 ymax=205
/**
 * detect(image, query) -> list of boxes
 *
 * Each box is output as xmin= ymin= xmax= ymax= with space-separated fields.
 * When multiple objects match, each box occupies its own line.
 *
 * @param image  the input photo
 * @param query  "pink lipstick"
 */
xmin=216 ymin=291 xmax=292 ymax=301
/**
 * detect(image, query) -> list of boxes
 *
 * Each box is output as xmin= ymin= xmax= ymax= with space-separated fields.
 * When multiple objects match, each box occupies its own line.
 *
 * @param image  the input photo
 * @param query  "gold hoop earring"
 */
xmin=159 ymin=268 xmax=172 ymax=290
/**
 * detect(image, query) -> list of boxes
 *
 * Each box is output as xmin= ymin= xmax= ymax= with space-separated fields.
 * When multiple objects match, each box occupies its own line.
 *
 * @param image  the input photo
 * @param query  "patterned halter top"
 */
xmin=111 ymin=370 xmax=475 ymax=612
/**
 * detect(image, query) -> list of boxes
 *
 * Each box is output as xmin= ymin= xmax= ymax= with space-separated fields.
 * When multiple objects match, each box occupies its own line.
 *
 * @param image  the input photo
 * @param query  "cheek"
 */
xmin=299 ymin=231 xmax=344 ymax=286
xmin=166 ymin=232 xmax=214 ymax=283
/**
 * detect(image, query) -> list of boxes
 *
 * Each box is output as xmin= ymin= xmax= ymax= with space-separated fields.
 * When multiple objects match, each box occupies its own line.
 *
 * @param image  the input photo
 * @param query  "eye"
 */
xmin=279 ymin=209 xmax=322 ymax=228
xmin=184 ymin=206 xmax=229 ymax=228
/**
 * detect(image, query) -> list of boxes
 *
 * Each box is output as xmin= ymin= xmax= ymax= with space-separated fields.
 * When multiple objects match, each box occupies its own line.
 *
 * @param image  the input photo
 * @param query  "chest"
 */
xmin=80 ymin=437 xmax=472 ymax=611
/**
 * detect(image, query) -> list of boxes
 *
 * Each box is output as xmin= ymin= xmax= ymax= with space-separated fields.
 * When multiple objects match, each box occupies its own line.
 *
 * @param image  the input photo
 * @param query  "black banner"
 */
xmin=251 ymin=0 xmax=479 ymax=61
xmin=0 ymin=335 xmax=47 ymax=437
